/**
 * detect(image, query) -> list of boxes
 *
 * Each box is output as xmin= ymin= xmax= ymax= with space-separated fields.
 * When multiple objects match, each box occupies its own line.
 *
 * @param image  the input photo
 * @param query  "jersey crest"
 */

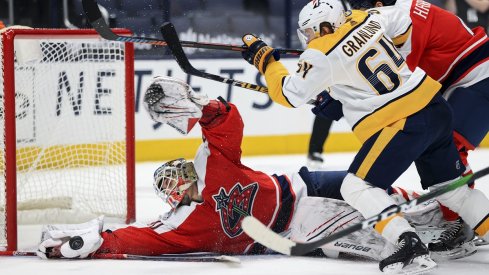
xmin=213 ymin=182 xmax=259 ymax=238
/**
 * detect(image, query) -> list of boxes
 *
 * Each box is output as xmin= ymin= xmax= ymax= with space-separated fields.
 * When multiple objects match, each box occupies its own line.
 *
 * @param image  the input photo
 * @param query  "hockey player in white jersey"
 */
xmin=346 ymin=0 xmax=489 ymax=260
xmin=240 ymin=0 xmax=489 ymax=273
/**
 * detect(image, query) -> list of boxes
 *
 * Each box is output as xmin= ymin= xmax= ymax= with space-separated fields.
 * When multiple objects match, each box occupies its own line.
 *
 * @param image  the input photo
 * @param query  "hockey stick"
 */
xmin=93 ymin=253 xmax=241 ymax=263
xmin=160 ymin=22 xmax=269 ymax=93
xmin=81 ymin=0 xmax=303 ymax=56
xmin=0 ymin=251 xmax=240 ymax=263
xmin=242 ymin=166 xmax=489 ymax=256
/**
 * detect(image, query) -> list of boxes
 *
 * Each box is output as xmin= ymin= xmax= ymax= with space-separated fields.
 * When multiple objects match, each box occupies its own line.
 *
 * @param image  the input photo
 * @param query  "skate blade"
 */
xmin=382 ymin=255 xmax=437 ymax=275
xmin=430 ymin=242 xmax=477 ymax=261
xmin=474 ymin=237 xmax=488 ymax=247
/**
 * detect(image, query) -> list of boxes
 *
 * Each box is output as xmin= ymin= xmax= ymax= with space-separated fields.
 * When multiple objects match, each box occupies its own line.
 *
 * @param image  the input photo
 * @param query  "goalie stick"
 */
xmin=242 ymin=166 xmax=489 ymax=256
xmin=0 ymin=251 xmax=240 ymax=263
xmin=81 ymin=0 xmax=303 ymax=56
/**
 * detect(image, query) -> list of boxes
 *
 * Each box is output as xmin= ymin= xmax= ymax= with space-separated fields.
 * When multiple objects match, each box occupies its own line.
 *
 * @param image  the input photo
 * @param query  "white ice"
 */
xmin=2 ymin=149 xmax=489 ymax=275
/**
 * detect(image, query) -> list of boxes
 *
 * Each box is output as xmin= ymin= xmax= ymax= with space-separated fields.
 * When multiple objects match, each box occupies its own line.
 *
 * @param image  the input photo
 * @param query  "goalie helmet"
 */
xmin=347 ymin=0 xmax=397 ymax=9
xmin=153 ymin=158 xmax=198 ymax=209
xmin=297 ymin=0 xmax=346 ymax=48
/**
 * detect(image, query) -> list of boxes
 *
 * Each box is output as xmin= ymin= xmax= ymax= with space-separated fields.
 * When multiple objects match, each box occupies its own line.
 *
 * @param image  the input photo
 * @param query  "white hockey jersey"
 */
xmin=264 ymin=10 xmax=440 ymax=143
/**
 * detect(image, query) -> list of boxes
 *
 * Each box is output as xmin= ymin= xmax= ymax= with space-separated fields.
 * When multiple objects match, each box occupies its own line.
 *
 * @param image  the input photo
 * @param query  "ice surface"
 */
xmin=2 ymin=149 xmax=489 ymax=275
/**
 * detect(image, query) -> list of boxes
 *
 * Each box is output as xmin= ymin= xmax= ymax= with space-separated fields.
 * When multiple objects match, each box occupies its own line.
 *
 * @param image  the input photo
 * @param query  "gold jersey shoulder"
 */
xmin=307 ymin=10 xmax=379 ymax=56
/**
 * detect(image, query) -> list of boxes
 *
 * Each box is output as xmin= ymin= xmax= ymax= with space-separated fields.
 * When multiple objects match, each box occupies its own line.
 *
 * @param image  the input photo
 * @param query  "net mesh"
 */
xmin=0 ymin=30 xmax=131 ymax=249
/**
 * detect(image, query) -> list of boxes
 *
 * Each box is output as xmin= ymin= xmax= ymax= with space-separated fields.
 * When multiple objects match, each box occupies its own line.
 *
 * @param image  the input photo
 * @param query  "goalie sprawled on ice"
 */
xmin=37 ymin=76 xmax=448 ymax=262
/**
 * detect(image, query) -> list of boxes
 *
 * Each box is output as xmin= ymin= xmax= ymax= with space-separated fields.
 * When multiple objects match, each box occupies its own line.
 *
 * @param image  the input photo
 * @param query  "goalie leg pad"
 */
xmin=288 ymin=197 xmax=396 ymax=261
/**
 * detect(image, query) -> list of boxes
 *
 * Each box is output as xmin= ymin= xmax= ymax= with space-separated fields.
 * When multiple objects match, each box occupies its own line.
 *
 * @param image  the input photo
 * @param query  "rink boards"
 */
xmin=133 ymin=58 xmax=489 ymax=161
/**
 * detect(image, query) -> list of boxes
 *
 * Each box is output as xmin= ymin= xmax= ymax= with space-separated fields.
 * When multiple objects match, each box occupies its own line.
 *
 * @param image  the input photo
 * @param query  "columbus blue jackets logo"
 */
xmin=213 ymin=182 xmax=259 ymax=238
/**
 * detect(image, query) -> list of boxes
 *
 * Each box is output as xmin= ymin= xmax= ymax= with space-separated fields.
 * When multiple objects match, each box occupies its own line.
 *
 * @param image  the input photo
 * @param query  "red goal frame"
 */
xmin=1 ymin=28 xmax=136 ymax=251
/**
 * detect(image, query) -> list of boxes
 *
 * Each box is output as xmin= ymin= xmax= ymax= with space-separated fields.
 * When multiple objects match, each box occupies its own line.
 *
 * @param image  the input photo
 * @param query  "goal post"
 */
xmin=0 ymin=28 xmax=135 ymax=251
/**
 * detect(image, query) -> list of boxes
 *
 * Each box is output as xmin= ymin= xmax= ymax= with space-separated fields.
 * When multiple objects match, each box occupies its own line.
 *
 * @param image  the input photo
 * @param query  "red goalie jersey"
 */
xmin=380 ymin=0 xmax=489 ymax=93
xmin=97 ymin=103 xmax=308 ymax=255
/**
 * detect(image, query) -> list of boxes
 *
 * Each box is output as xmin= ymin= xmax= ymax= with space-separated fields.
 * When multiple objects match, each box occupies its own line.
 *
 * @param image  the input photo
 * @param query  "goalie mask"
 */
xmin=153 ymin=158 xmax=198 ymax=209
xmin=297 ymin=0 xmax=346 ymax=48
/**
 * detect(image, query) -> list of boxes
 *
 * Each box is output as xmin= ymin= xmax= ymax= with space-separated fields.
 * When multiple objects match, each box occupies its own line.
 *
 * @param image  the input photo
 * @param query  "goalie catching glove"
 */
xmin=37 ymin=216 xmax=104 ymax=259
xmin=144 ymin=76 xmax=209 ymax=135
xmin=241 ymin=34 xmax=280 ymax=74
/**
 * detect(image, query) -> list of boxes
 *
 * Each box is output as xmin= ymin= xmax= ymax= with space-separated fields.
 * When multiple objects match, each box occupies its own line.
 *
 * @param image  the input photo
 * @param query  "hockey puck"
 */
xmin=69 ymin=236 xmax=84 ymax=250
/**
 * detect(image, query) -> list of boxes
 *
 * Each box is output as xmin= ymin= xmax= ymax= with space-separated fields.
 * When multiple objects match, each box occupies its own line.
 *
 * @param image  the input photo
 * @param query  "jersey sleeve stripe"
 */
xmin=392 ymin=24 xmax=412 ymax=47
xmin=264 ymin=60 xmax=296 ymax=108
xmin=352 ymin=74 xmax=440 ymax=143
xmin=438 ymin=36 xmax=489 ymax=86
xmin=374 ymin=214 xmax=402 ymax=235
xmin=270 ymin=174 xmax=296 ymax=233
xmin=266 ymin=174 xmax=282 ymax=229
xmin=281 ymin=77 xmax=296 ymax=107
xmin=474 ymin=213 xmax=489 ymax=237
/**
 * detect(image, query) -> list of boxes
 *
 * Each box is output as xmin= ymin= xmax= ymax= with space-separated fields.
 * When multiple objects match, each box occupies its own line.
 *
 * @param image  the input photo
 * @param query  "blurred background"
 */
xmin=2 ymin=0 xmax=488 ymax=59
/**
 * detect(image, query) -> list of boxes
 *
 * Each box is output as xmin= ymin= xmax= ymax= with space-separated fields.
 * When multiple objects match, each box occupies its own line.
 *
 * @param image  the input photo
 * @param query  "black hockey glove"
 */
xmin=311 ymin=91 xmax=344 ymax=121
xmin=241 ymin=33 xmax=280 ymax=74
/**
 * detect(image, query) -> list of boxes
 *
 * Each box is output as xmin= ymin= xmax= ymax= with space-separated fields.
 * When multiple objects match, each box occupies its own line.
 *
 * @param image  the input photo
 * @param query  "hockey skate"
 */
xmin=379 ymin=232 xmax=437 ymax=274
xmin=306 ymin=152 xmax=324 ymax=170
xmin=428 ymin=218 xmax=477 ymax=260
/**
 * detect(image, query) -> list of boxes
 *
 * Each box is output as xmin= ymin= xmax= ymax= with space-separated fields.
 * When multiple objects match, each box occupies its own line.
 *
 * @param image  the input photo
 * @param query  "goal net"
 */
xmin=0 ymin=28 xmax=135 ymax=251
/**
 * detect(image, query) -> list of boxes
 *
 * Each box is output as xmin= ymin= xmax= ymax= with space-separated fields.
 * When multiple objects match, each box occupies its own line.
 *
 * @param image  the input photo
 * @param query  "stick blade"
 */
xmin=82 ymin=0 xmax=119 ymax=41
xmin=241 ymin=216 xmax=295 ymax=255
xmin=82 ymin=0 xmax=102 ymax=23
xmin=124 ymin=253 xmax=241 ymax=263
xmin=215 ymin=255 xmax=241 ymax=264
xmin=160 ymin=23 xmax=195 ymax=74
